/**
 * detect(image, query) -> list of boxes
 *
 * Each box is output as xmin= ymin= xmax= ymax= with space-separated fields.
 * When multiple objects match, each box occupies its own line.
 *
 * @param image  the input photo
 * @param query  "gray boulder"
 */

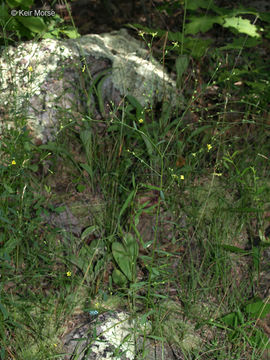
xmin=61 ymin=310 xmax=183 ymax=360
xmin=0 ymin=29 xmax=179 ymax=144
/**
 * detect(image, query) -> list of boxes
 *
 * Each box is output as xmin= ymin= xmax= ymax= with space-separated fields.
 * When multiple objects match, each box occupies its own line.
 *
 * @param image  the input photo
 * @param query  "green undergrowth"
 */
xmin=1 ymin=1 xmax=270 ymax=359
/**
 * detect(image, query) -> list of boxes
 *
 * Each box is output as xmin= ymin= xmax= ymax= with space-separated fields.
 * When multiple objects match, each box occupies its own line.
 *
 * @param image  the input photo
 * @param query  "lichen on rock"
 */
xmin=62 ymin=311 xmax=136 ymax=360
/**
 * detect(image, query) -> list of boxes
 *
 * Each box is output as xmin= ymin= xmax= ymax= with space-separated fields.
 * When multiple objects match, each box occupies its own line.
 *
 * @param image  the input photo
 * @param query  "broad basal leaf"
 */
xmin=17 ymin=16 xmax=46 ymax=34
xmin=112 ymin=241 xmax=132 ymax=281
xmin=185 ymin=16 xmax=222 ymax=34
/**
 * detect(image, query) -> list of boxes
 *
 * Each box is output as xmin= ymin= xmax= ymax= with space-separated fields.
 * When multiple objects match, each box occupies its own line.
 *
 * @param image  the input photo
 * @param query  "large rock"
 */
xmin=61 ymin=310 xmax=184 ymax=360
xmin=62 ymin=311 xmax=136 ymax=360
xmin=0 ymin=29 xmax=179 ymax=144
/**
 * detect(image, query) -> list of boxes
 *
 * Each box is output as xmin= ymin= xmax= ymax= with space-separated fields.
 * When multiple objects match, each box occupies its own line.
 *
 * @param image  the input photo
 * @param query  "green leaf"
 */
xmin=77 ymin=184 xmax=86 ymax=193
xmin=223 ymin=16 xmax=260 ymax=38
xmin=54 ymin=206 xmax=66 ymax=214
xmin=219 ymin=312 xmax=239 ymax=327
xmin=167 ymin=31 xmax=183 ymax=42
xmin=185 ymin=15 xmax=222 ymax=34
xmin=244 ymin=298 xmax=270 ymax=320
xmin=221 ymin=244 xmax=248 ymax=254
xmin=0 ymin=303 xmax=9 ymax=320
xmin=3 ymin=183 xmax=14 ymax=194
xmin=112 ymin=235 xmax=138 ymax=282
xmin=126 ymin=95 xmax=143 ymax=112
xmin=0 ymin=4 xmax=16 ymax=29
xmin=118 ymin=190 xmax=135 ymax=220
xmin=126 ymin=94 xmax=145 ymax=122
xmin=251 ymin=246 xmax=260 ymax=273
xmin=140 ymin=310 xmax=154 ymax=325
xmin=186 ymin=0 xmax=214 ymax=11
xmin=183 ymin=37 xmax=212 ymax=58
xmin=7 ymin=0 xmax=34 ymax=8
xmin=81 ymin=226 xmax=99 ymax=241
xmin=140 ymin=184 xmax=162 ymax=192
xmin=80 ymin=163 xmax=93 ymax=177
xmin=0 ymin=237 xmax=20 ymax=256
xmin=124 ymin=233 xmax=139 ymax=260
xmin=68 ymin=253 xmax=89 ymax=274
xmin=16 ymin=16 xmax=46 ymax=34
xmin=112 ymin=268 xmax=127 ymax=287
xmin=59 ymin=27 xmax=80 ymax=39
xmin=112 ymin=241 xmax=133 ymax=281
xmin=0 ymin=215 xmax=11 ymax=225
xmin=88 ymin=238 xmax=103 ymax=254
xmin=147 ymin=335 xmax=166 ymax=341
xmin=141 ymin=133 xmax=155 ymax=157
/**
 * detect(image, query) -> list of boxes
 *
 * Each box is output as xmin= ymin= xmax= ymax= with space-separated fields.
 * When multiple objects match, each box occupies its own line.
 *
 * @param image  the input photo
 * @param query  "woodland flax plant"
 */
xmin=1 ymin=1 xmax=270 ymax=359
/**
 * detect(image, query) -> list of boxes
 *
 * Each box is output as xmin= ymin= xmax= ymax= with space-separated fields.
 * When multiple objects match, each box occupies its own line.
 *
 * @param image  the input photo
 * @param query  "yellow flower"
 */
xmin=207 ymin=144 xmax=212 ymax=151
xmin=66 ymin=271 xmax=72 ymax=277
xmin=213 ymin=172 xmax=222 ymax=176
xmin=180 ymin=175 xmax=184 ymax=180
xmin=11 ymin=160 xmax=16 ymax=165
xmin=138 ymin=118 xmax=144 ymax=123
xmin=192 ymin=153 xmax=196 ymax=157
xmin=28 ymin=66 xmax=33 ymax=72
xmin=138 ymin=31 xmax=145 ymax=37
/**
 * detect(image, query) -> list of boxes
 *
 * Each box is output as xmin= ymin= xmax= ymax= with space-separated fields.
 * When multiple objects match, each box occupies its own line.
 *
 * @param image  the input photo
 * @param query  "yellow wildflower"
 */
xmin=180 ymin=175 xmax=184 ymax=180
xmin=28 ymin=66 xmax=33 ymax=72
xmin=66 ymin=271 xmax=72 ymax=277
xmin=11 ymin=160 xmax=16 ymax=165
xmin=138 ymin=118 xmax=144 ymax=123
xmin=207 ymin=144 xmax=212 ymax=151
